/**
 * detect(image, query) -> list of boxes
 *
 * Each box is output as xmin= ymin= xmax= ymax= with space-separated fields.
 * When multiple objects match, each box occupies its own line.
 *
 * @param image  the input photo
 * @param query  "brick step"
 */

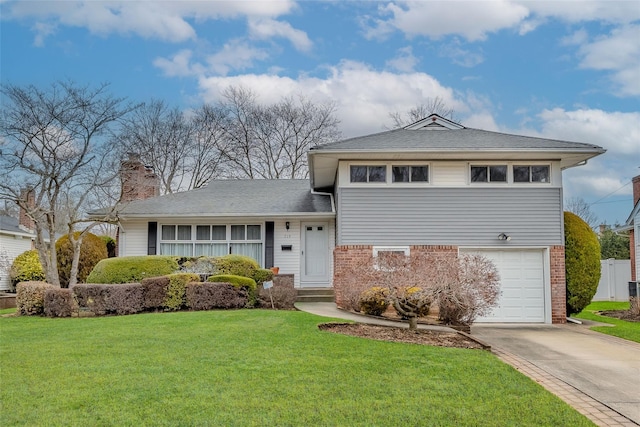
xmin=296 ymin=287 xmax=334 ymax=296
xmin=296 ymin=294 xmax=335 ymax=303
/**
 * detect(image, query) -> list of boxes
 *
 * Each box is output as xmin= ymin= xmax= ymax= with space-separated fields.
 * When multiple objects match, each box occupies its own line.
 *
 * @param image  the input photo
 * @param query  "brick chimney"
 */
xmin=633 ymin=175 xmax=640 ymax=206
xmin=120 ymin=153 xmax=160 ymax=202
xmin=18 ymin=187 xmax=35 ymax=231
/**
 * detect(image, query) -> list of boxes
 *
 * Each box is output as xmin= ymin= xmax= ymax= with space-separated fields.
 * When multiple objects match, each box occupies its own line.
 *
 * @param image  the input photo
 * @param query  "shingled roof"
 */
xmin=109 ymin=179 xmax=333 ymax=218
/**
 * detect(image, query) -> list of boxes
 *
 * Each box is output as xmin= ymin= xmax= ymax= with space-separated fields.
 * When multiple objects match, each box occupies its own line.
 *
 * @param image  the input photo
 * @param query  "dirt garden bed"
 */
xmin=318 ymin=323 xmax=489 ymax=350
xmin=598 ymin=310 xmax=640 ymax=322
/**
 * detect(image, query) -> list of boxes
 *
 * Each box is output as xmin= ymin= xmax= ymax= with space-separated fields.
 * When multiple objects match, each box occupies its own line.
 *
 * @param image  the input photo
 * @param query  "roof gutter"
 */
xmin=311 ymin=189 xmax=336 ymax=213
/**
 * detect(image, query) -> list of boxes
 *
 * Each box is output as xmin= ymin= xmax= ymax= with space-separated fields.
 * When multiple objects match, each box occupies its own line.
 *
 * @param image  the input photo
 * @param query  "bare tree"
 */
xmin=388 ymin=96 xmax=458 ymax=128
xmin=216 ymin=86 xmax=341 ymax=179
xmin=565 ymin=197 xmax=598 ymax=229
xmin=117 ymin=99 xmax=196 ymax=194
xmin=0 ymin=81 xmax=136 ymax=287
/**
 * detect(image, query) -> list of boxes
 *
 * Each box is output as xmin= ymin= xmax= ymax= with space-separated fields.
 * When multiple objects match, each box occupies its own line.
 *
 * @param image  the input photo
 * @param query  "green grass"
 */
xmin=0 ymin=308 xmax=16 ymax=315
xmin=574 ymin=301 xmax=640 ymax=343
xmin=1 ymin=310 xmax=593 ymax=426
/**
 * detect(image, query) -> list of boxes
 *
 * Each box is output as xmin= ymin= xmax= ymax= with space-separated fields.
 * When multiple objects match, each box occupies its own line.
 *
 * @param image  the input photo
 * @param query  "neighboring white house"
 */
xmin=619 ymin=175 xmax=640 ymax=292
xmin=101 ymin=114 xmax=605 ymax=324
xmin=0 ymin=215 xmax=36 ymax=291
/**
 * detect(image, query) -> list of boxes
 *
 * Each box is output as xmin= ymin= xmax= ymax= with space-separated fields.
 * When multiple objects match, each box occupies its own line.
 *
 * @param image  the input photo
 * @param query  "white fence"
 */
xmin=593 ymin=259 xmax=631 ymax=302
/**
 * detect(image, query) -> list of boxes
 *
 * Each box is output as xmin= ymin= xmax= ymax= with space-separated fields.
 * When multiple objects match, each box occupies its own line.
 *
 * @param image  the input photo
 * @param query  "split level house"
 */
xmin=105 ymin=115 xmax=605 ymax=324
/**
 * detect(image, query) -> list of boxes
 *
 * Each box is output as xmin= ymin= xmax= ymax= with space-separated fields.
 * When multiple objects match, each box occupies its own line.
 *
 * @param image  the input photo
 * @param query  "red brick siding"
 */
xmin=550 ymin=245 xmax=567 ymax=324
xmin=334 ymin=244 xmax=567 ymax=324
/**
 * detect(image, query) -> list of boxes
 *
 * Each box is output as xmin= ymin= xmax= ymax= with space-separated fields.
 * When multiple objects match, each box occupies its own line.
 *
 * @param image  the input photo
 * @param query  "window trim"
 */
xmin=159 ymin=223 xmax=265 ymax=265
xmin=348 ymin=162 xmax=431 ymax=186
xmin=469 ymin=164 xmax=508 ymax=184
xmin=512 ymin=164 xmax=551 ymax=184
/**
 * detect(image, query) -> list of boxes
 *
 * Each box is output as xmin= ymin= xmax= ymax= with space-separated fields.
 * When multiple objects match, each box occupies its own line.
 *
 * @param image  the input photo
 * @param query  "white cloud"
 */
xmin=248 ymin=18 xmax=312 ymax=52
xmin=439 ymin=39 xmax=484 ymax=67
xmin=385 ymin=46 xmax=419 ymax=72
xmin=364 ymin=0 xmax=530 ymax=41
xmin=6 ymin=0 xmax=297 ymax=44
xmin=575 ymin=25 xmax=640 ymax=96
xmin=518 ymin=108 xmax=640 ymax=204
xmin=521 ymin=1 xmax=640 ymax=25
xmin=197 ymin=60 xmax=465 ymax=136
xmin=560 ymin=28 xmax=588 ymax=46
xmin=153 ymin=49 xmax=198 ymax=77
xmin=206 ymin=40 xmax=270 ymax=76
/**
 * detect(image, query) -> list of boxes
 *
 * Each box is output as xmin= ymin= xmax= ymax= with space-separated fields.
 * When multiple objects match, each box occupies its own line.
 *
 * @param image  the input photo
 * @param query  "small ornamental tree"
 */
xmin=56 ymin=232 xmax=108 ymax=288
xmin=564 ymin=211 xmax=601 ymax=315
xmin=340 ymin=251 xmax=500 ymax=329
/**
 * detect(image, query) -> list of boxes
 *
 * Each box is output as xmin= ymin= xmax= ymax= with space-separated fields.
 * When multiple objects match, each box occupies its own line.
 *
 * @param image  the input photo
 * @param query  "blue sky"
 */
xmin=1 ymin=0 xmax=639 ymax=226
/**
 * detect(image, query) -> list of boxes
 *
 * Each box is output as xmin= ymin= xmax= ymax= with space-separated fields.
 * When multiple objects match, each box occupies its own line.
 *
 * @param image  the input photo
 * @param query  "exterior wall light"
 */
xmin=285 ymin=221 xmax=290 ymax=230
xmin=498 ymin=233 xmax=511 ymax=241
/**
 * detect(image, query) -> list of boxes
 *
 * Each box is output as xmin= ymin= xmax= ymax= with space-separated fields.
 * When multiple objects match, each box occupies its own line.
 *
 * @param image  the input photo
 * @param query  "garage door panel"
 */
xmin=462 ymin=249 xmax=546 ymax=323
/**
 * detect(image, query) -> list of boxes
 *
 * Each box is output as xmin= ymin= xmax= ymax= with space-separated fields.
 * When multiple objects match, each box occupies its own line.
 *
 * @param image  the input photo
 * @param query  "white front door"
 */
xmin=301 ymin=222 xmax=329 ymax=287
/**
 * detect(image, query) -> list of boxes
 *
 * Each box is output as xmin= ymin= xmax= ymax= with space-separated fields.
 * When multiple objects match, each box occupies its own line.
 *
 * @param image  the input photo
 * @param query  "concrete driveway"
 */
xmin=472 ymin=323 xmax=640 ymax=425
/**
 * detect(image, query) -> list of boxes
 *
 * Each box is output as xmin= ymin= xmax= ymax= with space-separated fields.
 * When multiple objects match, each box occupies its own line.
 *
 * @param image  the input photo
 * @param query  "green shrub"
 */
xmin=56 ymin=232 xmax=108 ymax=287
xmin=99 ymin=235 xmax=117 ymax=258
xmin=215 ymin=255 xmax=260 ymax=279
xmin=253 ymin=268 xmax=274 ymax=285
xmin=86 ymin=256 xmax=179 ymax=284
xmin=185 ymin=282 xmax=248 ymax=310
xmin=10 ymin=250 xmax=45 ymax=290
xmin=359 ymin=287 xmax=389 ymax=316
xmin=164 ymin=273 xmax=200 ymax=311
xmin=564 ymin=212 xmax=601 ymax=315
xmin=208 ymin=274 xmax=257 ymax=306
xmin=44 ymin=288 xmax=76 ymax=317
xmin=16 ymin=281 xmax=53 ymax=316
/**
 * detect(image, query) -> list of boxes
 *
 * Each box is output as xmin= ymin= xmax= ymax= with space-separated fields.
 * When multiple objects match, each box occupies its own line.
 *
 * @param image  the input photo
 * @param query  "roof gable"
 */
xmin=404 ymin=114 xmax=464 ymax=130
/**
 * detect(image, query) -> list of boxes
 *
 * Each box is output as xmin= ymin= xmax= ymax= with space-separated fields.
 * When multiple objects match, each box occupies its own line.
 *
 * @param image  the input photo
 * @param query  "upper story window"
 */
xmin=470 ymin=165 xmax=507 ymax=183
xmin=392 ymin=165 xmax=429 ymax=183
xmin=350 ymin=165 xmax=386 ymax=183
xmin=513 ymin=165 xmax=550 ymax=183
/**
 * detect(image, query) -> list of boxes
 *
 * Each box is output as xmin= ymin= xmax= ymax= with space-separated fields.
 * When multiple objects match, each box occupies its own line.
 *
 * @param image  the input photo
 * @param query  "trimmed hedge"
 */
xmin=44 ymin=288 xmax=76 ymax=317
xmin=16 ymin=281 xmax=54 ymax=316
xmin=208 ymin=274 xmax=257 ymax=307
xmin=257 ymin=281 xmax=296 ymax=310
xmin=86 ymin=256 xmax=179 ymax=284
xmin=140 ymin=276 xmax=169 ymax=310
xmin=73 ymin=283 xmax=144 ymax=315
xmin=215 ymin=255 xmax=259 ymax=279
xmin=186 ymin=282 xmax=248 ymax=310
xmin=56 ymin=232 xmax=108 ymax=288
xmin=10 ymin=250 xmax=45 ymax=290
xmin=564 ymin=211 xmax=601 ymax=315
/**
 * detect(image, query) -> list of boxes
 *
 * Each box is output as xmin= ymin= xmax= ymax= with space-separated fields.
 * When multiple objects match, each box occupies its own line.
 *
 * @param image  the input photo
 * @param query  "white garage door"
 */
xmin=461 ymin=249 xmax=546 ymax=323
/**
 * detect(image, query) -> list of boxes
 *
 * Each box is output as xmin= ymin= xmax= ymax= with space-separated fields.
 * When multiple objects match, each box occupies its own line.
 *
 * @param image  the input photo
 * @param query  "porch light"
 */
xmin=285 ymin=221 xmax=290 ymax=230
xmin=498 ymin=233 xmax=511 ymax=241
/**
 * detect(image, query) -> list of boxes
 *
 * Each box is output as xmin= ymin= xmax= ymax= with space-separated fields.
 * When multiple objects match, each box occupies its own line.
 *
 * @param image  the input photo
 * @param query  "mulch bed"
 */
xmin=318 ymin=322 xmax=488 ymax=350
xmin=598 ymin=310 xmax=640 ymax=322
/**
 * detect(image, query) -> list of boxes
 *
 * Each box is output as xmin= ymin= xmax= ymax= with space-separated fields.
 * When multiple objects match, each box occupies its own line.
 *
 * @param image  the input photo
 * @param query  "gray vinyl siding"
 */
xmin=337 ymin=187 xmax=562 ymax=246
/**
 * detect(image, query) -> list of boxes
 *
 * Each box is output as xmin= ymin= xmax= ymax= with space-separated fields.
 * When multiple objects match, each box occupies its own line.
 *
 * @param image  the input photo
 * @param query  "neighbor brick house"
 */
xmin=105 ymin=115 xmax=605 ymax=323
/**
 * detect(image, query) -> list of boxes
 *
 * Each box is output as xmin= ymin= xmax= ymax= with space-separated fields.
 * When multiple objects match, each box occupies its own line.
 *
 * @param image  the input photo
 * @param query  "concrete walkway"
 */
xmin=296 ymin=302 xmax=640 ymax=427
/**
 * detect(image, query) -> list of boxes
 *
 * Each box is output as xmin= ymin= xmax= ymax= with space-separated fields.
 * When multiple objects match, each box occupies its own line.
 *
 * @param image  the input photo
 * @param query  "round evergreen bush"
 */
xmin=359 ymin=287 xmax=389 ymax=316
xmin=56 ymin=232 xmax=108 ymax=288
xmin=564 ymin=211 xmax=601 ymax=315
xmin=215 ymin=255 xmax=260 ymax=279
xmin=10 ymin=250 xmax=45 ymax=290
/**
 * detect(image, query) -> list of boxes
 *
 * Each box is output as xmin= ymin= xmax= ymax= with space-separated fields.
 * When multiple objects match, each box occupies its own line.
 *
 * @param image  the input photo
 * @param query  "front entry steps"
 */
xmin=296 ymin=287 xmax=335 ymax=303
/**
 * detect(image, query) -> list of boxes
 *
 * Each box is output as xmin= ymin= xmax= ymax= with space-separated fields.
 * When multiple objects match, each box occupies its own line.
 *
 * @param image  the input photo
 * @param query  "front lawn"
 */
xmin=574 ymin=301 xmax=640 ymax=343
xmin=1 ymin=310 xmax=593 ymax=426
